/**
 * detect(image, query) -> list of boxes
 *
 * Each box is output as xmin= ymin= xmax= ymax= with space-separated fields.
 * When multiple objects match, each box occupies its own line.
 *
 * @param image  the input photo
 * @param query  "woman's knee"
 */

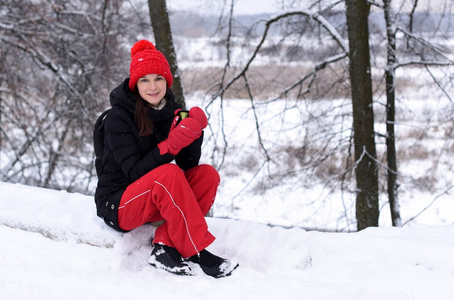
xmin=203 ymin=164 xmax=220 ymax=183
xmin=192 ymin=164 xmax=220 ymax=184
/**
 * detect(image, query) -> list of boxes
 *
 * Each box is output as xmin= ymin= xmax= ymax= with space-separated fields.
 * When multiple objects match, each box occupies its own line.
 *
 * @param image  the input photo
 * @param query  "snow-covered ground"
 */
xmin=1 ymin=181 xmax=453 ymax=299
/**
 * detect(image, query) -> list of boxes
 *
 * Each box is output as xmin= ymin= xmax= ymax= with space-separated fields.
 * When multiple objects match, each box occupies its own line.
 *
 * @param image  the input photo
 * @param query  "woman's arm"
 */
xmin=175 ymin=133 xmax=203 ymax=171
xmin=105 ymin=108 xmax=174 ymax=182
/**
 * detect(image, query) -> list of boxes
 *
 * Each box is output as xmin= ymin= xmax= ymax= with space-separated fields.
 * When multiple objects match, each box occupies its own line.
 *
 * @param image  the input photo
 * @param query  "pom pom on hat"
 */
xmin=130 ymin=39 xmax=157 ymax=57
xmin=128 ymin=39 xmax=173 ymax=91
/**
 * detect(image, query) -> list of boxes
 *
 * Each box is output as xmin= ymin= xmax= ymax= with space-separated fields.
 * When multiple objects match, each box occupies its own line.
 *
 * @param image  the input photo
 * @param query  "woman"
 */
xmin=94 ymin=39 xmax=238 ymax=278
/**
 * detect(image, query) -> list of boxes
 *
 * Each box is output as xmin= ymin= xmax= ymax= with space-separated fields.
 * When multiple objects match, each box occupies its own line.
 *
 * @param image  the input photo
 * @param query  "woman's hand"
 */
xmin=189 ymin=107 xmax=208 ymax=129
xmin=158 ymin=117 xmax=203 ymax=155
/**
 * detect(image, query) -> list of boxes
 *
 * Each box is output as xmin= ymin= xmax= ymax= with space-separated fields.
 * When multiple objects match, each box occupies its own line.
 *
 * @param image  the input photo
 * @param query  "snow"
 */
xmin=1 ymin=181 xmax=454 ymax=299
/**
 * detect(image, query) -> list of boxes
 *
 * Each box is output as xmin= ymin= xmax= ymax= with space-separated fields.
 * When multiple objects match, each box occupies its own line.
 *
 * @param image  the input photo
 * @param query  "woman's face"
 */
xmin=136 ymin=74 xmax=167 ymax=107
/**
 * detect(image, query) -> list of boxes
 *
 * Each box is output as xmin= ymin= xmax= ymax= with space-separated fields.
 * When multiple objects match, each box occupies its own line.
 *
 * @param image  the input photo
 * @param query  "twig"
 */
xmin=402 ymin=185 xmax=454 ymax=226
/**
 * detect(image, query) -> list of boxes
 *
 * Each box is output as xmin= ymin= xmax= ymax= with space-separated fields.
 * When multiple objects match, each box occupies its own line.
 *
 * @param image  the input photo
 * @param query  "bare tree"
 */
xmin=208 ymin=0 xmax=453 ymax=229
xmin=0 ymin=0 xmax=134 ymax=192
xmin=383 ymin=0 xmax=402 ymax=227
xmin=376 ymin=0 xmax=453 ymax=226
xmin=345 ymin=0 xmax=379 ymax=230
xmin=209 ymin=1 xmax=377 ymax=230
xmin=148 ymin=0 xmax=186 ymax=108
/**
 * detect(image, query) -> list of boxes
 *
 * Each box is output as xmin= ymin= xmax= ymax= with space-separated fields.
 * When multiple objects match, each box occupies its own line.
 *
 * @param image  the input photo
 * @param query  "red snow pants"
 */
xmin=118 ymin=164 xmax=219 ymax=258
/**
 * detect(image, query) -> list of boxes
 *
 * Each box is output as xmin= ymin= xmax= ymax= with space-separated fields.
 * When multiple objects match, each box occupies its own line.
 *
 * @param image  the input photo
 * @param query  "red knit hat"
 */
xmin=128 ymin=40 xmax=173 ymax=91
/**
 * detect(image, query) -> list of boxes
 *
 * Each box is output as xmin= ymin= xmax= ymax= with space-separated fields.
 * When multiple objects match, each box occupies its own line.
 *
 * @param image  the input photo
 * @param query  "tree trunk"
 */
xmin=383 ymin=0 xmax=402 ymax=227
xmin=345 ymin=0 xmax=379 ymax=230
xmin=147 ymin=0 xmax=186 ymax=109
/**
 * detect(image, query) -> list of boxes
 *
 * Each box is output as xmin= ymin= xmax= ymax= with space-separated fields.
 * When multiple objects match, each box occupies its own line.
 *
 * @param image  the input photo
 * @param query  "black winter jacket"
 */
xmin=94 ymin=78 xmax=203 ymax=231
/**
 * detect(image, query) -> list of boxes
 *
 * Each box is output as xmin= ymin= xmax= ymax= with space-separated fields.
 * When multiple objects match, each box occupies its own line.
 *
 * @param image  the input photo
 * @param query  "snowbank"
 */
xmin=1 ymin=181 xmax=453 ymax=299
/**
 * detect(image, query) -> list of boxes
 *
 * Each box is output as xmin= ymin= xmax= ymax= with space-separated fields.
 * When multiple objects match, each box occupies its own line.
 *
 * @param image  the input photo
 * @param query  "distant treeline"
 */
xmin=170 ymin=11 xmax=454 ymax=37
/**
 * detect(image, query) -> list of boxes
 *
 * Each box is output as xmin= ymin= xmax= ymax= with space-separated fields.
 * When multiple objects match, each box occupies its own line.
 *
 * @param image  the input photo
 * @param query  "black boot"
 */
xmin=188 ymin=249 xmax=239 ymax=278
xmin=148 ymin=244 xmax=194 ymax=276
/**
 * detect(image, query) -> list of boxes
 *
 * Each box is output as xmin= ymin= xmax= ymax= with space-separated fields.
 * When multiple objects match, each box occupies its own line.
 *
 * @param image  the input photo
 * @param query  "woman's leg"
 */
xmin=184 ymin=164 xmax=220 ymax=216
xmin=118 ymin=164 xmax=215 ymax=258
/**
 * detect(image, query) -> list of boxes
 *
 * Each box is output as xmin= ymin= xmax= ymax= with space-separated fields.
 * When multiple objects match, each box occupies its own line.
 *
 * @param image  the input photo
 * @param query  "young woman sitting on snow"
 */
xmin=94 ymin=39 xmax=238 ymax=278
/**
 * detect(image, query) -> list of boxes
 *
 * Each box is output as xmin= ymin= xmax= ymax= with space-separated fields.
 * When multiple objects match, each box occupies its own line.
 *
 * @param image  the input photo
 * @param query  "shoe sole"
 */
xmin=148 ymin=256 xmax=194 ymax=276
xmin=213 ymin=261 xmax=239 ymax=278
xmin=193 ymin=260 xmax=239 ymax=278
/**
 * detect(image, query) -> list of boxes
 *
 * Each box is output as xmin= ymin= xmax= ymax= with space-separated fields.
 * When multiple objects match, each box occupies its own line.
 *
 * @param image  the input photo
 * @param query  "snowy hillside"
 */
xmin=1 ymin=181 xmax=453 ymax=299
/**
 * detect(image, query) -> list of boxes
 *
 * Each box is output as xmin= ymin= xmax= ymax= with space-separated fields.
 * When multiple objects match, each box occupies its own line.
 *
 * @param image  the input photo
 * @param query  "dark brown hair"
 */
xmin=135 ymin=94 xmax=153 ymax=137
